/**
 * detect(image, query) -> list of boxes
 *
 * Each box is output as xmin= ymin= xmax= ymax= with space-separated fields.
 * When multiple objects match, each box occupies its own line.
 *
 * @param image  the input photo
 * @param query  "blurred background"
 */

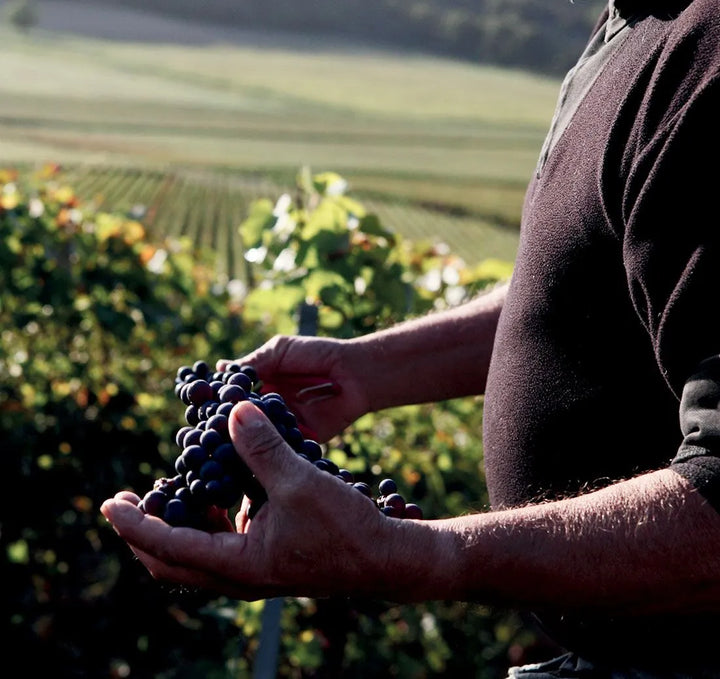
xmin=1 ymin=1 xmax=604 ymax=677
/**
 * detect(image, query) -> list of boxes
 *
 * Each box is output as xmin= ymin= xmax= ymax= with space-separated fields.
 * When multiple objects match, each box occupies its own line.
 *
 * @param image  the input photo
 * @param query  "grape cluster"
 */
xmin=139 ymin=359 xmax=423 ymax=529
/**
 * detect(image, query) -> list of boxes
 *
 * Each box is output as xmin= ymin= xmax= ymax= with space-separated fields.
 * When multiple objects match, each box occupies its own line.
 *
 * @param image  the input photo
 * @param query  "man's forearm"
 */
xmin=349 ymin=281 xmax=507 ymax=411
xmin=389 ymin=469 xmax=720 ymax=615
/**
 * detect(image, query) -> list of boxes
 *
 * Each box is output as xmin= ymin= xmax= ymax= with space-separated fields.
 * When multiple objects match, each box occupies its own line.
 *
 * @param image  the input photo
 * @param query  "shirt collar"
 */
xmin=605 ymin=0 xmax=636 ymax=41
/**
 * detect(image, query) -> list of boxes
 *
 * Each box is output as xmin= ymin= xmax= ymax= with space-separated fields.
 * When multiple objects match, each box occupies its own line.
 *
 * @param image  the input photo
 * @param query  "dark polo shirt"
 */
xmin=482 ymin=0 xmax=720 ymax=666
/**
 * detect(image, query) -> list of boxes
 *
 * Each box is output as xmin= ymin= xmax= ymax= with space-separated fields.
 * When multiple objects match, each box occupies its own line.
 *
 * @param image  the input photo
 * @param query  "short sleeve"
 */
xmin=671 ymin=355 xmax=720 ymax=511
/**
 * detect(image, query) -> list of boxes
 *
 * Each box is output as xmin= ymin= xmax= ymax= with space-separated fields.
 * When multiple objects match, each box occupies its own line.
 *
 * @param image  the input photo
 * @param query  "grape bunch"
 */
xmin=139 ymin=359 xmax=423 ymax=529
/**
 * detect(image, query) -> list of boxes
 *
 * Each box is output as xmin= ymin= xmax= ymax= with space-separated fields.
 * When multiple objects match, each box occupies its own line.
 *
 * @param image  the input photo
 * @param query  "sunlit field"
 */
xmin=0 ymin=12 xmax=562 ymax=262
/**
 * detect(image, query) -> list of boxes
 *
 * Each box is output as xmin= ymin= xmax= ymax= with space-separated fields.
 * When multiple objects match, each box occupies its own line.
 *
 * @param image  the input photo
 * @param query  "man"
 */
xmin=101 ymin=0 xmax=720 ymax=675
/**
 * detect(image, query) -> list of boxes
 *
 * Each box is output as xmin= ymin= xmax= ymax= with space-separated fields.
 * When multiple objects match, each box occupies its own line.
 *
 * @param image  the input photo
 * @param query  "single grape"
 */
xmin=199 ymin=428 xmax=223 ymax=453
xmin=337 ymin=469 xmax=354 ymax=483
xmin=315 ymin=458 xmax=340 ymax=475
xmin=206 ymin=413 xmax=229 ymax=437
xmin=187 ymin=379 xmax=214 ymax=407
xmin=239 ymin=365 xmax=258 ymax=384
xmin=181 ymin=444 xmax=208 ymax=471
xmin=175 ymin=486 xmax=194 ymax=505
xmin=284 ymin=427 xmax=304 ymax=450
xmin=141 ymin=489 xmax=168 ymax=517
xmin=182 ymin=427 xmax=203 ymax=448
xmin=378 ymin=478 xmax=397 ymax=496
xmin=185 ymin=405 xmax=200 ymax=426
xmin=199 ymin=459 xmax=224 ymax=481
xmin=381 ymin=505 xmax=404 ymax=518
xmin=353 ymin=482 xmax=372 ymax=498
xmin=227 ymin=371 xmax=253 ymax=392
xmin=216 ymin=401 xmax=235 ymax=417
xmin=189 ymin=478 xmax=209 ymax=505
xmin=175 ymin=425 xmax=193 ymax=448
xmin=164 ymin=498 xmax=191 ymax=526
xmin=299 ymin=439 xmax=322 ymax=462
xmin=218 ymin=384 xmax=247 ymax=404
xmin=404 ymin=503 xmax=424 ymax=520
xmin=174 ymin=455 xmax=188 ymax=475
xmin=192 ymin=360 xmax=210 ymax=379
xmin=383 ymin=492 xmax=405 ymax=509
xmin=211 ymin=442 xmax=237 ymax=466
xmin=263 ymin=396 xmax=288 ymax=422
xmin=176 ymin=365 xmax=194 ymax=382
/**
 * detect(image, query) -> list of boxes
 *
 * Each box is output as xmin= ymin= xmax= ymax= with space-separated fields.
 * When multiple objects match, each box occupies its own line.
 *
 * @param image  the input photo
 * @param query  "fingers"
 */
xmin=216 ymin=335 xmax=288 ymax=374
xmin=101 ymin=496 xmax=252 ymax=575
xmin=114 ymin=490 xmax=141 ymax=504
xmin=228 ymin=400 xmax=307 ymax=496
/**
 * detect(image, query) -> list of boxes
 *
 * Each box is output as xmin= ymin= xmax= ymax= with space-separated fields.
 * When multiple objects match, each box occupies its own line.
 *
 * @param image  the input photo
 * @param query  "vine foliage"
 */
xmin=1 ymin=164 xmax=535 ymax=678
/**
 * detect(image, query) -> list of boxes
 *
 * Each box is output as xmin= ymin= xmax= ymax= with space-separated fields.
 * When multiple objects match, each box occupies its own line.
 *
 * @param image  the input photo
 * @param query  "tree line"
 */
xmin=39 ymin=0 xmax=606 ymax=76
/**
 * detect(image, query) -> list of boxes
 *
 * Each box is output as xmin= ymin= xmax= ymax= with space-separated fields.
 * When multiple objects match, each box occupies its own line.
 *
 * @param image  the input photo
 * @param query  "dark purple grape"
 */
xmin=216 ymin=475 xmax=242 ymax=509
xmin=315 ymin=458 xmax=340 ymax=475
xmin=199 ymin=459 xmax=224 ymax=481
xmin=381 ymin=505 xmax=404 ymax=518
xmin=285 ymin=427 xmax=304 ymax=450
xmin=248 ymin=396 xmax=265 ymax=413
xmin=239 ymin=365 xmax=258 ymax=383
xmin=404 ymin=503 xmax=424 ymax=520
xmin=199 ymin=428 xmax=223 ymax=453
xmin=383 ymin=493 xmax=406 ymax=512
xmin=164 ymin=498 xmax=191 ymax=526
xmin=216 ymin=401 xmax=234 ymax=417
xmin=205 ymin=413 xmax=229 ymax=437
xmin=182 ymin=427 xmax=203 ymax=448
xmin=282 ymin=410 xmax=298 ymax=428
xmin=174 ymin=455 xmax=188 ymax=475
xmin=337 ymin=469 xmax=354 ymax=483
xmin=199 ymin=400 xmax=219 ymax=420
xmin=189 ymin=478 xmax=209 ymax=505
xmin=141 ymin=490 xmax=168 ymax=517
xmin=227 ymin=371 xmax=253 ymax=392
xmin=211 ymin=442 xmax=237 ymax=466
xmin=204 ymin=479 xmax=222 ymax=504
xmin=181 ymin=444 xmax=208 ymax=471
xmin=175 ymin=425 xmax=193 ymax=448
xmin=218 ymin=384 xmax=247 ymax=404
xmin=263 ymin=396 xmax=288 ymax=421
xmin=378 ymin=478 xmax=397 ymax=496
xmin=187 ymin=379 xmax=214 ymax=407
xmin=353 ymin=482 xmax=372 ymax=498
xmin=299 ymin=439 xmax=322 ymax=462
xmin=192 ymin=360 xmax=210 ymax=379
xmin=185 ymin=405 xmax=200 ymax=426
xmin=177 ymin=365 xmax=194 ymax=382
xmin=179 ymin=383 xmax=193 ymax=405
xmin=175 ymin=486 xmax=194 ymax=504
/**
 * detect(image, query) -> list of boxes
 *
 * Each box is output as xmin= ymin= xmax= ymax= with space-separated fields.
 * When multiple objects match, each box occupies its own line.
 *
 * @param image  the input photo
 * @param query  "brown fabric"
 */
xmin=482 ymin=0 xmax=720 ymax=666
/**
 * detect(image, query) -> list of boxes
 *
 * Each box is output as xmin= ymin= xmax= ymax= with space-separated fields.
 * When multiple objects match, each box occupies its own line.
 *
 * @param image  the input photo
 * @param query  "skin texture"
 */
xmin=101 ymin=282 xmax=720 ymax=618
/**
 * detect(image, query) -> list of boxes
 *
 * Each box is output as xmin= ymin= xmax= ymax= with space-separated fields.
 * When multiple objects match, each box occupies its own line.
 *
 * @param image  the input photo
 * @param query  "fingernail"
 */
xmin=232 ymin=400 xmax=264 ymax=425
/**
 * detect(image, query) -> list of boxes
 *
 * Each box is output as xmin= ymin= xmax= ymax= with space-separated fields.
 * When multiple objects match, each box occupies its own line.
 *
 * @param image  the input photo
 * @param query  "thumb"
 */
xmin=228 ymin=400 xmax=302 ymax=497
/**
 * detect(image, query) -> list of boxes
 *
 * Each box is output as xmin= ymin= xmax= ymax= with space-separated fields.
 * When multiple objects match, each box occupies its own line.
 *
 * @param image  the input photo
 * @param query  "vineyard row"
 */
xmin=52 ymin=165 xmax=517 ymax=281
